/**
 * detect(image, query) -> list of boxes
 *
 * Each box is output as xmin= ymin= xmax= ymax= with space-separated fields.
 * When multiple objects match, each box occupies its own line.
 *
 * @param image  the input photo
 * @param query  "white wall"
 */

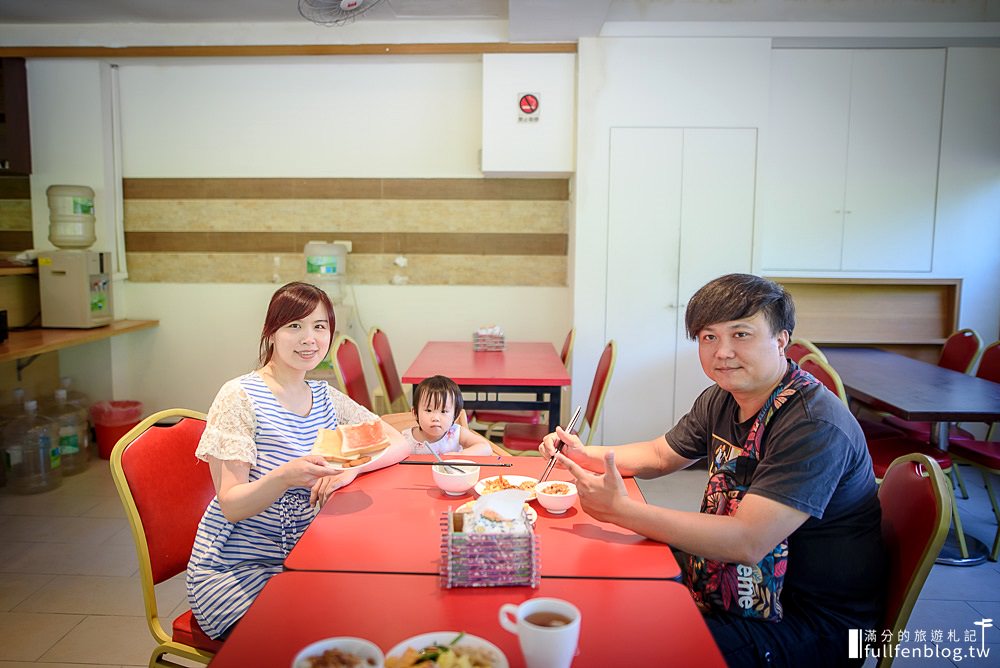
xmin=117 ymin=56 xmax=484 ymax=177
xmin=933 ymin=48 xmax=1000 ymax=341
xmin=27 ymin=54 xmax=571 ymax=413
xmin=574 ymin=37 xmax=772 ymax=441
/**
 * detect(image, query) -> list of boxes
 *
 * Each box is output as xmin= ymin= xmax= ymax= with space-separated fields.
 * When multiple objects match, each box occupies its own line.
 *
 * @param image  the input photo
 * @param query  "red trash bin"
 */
xmin=89 ymin=401 xmax=144 ymax=459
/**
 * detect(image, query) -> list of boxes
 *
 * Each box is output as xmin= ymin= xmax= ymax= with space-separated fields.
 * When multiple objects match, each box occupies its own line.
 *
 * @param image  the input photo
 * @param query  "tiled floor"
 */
xmin=0 ymin=460 xmax=998 ymax=667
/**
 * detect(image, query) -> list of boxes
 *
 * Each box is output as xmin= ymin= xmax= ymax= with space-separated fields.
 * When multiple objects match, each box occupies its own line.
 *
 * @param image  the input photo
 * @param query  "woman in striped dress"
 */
xmin=186 ymin=282 xmax=409 ymax=639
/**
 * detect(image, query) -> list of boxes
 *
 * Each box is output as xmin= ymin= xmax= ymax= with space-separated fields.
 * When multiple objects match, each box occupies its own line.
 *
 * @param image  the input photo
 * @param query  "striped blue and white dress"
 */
xmin=186 ymin=372 xmax=376 ymax=639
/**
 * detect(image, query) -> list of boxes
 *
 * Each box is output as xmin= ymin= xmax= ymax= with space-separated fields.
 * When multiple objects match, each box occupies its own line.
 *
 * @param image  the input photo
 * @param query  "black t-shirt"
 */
xmin=666 ymin=366 xmax=886 ymax=629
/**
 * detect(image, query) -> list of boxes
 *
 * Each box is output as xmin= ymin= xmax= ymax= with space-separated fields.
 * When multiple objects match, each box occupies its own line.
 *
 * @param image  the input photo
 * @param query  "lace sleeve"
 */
xmin=195 ymin=378 xmax=258 ymax=465
xmin=326 ymin=384 xmax=379 ymax=426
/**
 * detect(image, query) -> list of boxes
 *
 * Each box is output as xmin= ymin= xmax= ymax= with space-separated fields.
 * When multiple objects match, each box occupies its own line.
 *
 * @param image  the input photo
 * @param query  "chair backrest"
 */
xmin=110 ymin=409 xmax=214 ymax=637
xmin=975 ymin=340 xmax=1000 ymax=383
xmin=877 ymin=453 xmax=952 ymax=668
xmin=560 ymin=328 xmax=576 ymax=371
xmin=332 ymin=334 xmax=375 ymax=412
xmin=799 ymin=353 xmax=849 ymax=406
xmin=786 ymin=338 xmax=827 ymax=364
xmin=368 ymin=327 xmax=409 ymax=412
xmin=583 ymin=340 xmax=617 ymax=445
xmin=938 ymin=328 xmax=982 ymax=374
xmin=974 ymin=340 xmax=1000 ymax=441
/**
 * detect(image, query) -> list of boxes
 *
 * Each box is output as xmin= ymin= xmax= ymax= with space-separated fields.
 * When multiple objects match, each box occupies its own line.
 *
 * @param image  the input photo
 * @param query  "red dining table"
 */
xmin=402 ymin=341 xmax=571 ymax=432
xmin=208 ymin=571 xmax=726 ymax=667
xmin=286 ymin=455 xmax=680 ymax=581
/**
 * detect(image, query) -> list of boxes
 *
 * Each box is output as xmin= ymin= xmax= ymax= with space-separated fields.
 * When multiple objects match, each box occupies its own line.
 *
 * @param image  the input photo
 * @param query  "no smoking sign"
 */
xmin=518 ymin=93 xmax=540 ymax=122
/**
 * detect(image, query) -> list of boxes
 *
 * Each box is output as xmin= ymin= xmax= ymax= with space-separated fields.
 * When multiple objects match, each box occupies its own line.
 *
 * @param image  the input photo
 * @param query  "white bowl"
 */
xmin=292 ymin=636 xmax=384 ymax=667
xmin=431 ymin=459 xmax=480 ymax=496
xmin=534 ymin=480 xmax=578 ymax=514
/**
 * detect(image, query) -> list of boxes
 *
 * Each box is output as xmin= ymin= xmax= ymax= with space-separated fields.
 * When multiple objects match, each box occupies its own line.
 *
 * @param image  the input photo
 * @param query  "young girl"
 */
xmin=404 ymin=375 xmax=494 ymax=456
xmin=186 ymin=282 xmax=409 ymax=640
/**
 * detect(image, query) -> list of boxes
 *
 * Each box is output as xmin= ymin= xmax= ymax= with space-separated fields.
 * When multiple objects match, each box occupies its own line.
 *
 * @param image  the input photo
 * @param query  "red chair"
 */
xmin=367 ymin=326 xmax=409 ymax=413
xmin=799 ymin=353 xmax=971 ymax=558
xmin=883 ymin=339 xmax=999 ymax=444
xmin=947 ymin=440 xmax=1000 ymax=561
xmin=877 ymin=454 xmax=952 ymax=667
xmin=110 ymin=409 xmax=222 ymax=666
xmin=332 ymin=334 xmax=375 ymax=412
xmin=473 ymin=328 xmax=575 ymax=440
xmin=502 ymin=339 xmax=615 ymax=455
xmin=786 ymin=338 xmax=826 ymax=364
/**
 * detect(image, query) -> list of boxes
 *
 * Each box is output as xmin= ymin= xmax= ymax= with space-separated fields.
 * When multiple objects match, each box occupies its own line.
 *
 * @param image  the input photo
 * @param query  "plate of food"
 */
xmin=291 ymin=636 xmax=383 ymax=667
xmin=312 ymin=421 xmax=391 ymax=471
xmin=456 ymin=499 xmax=537 ymax=524
xmin=385 ymin=631 xmax=507 ymax=668
xmin=474 ymin=474 xmax=539 ymax=500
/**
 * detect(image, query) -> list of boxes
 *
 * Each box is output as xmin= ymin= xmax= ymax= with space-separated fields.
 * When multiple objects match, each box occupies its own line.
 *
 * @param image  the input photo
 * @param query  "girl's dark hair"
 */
xmin=684 ymin=273 xmax=795 ymax=340
xmin=412 ymin=375 xmax=463 ymax=419
xmin=258 ymin=282 xmax=336 ymax=366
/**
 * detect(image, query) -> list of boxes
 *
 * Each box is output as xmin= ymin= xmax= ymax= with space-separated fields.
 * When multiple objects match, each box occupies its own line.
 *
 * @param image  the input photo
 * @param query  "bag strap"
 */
xmin=743 ymin=363 xmax=818 ymax=459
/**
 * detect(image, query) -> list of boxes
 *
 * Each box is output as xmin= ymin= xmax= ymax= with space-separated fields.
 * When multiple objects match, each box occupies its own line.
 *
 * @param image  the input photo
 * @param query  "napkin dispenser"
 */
xmin=439 ymin=491 xmax=539 ymax=589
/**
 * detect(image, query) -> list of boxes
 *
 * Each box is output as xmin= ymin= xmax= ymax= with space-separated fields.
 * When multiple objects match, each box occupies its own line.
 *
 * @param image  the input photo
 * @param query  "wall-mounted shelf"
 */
xmin=0 ymin=266 xmax=37 ymax=276
xmin=0 ymin=319 xmax=158 ymax=368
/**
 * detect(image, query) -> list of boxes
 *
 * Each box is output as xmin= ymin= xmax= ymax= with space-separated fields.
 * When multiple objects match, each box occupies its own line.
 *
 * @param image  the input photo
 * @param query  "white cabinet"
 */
xmin=603 ymin=127 xmax=755 ymax=444
xmin=760 ymin=49 xmax=944 ymax=272
xmin=481 ymin=53 xmax=576 ymax=176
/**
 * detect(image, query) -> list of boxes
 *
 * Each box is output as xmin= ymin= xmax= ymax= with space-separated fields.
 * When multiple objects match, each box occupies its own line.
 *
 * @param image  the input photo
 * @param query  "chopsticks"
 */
xmin=400 ymin=460 xmax=513 ymax=468
xmin=538 ymin=405 xmax=583 ymax=484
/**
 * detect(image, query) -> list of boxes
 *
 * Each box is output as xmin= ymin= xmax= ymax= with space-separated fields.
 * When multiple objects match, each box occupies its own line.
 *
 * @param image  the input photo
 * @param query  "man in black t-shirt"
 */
xmin=541 ymin=273 xmax=885 ymax=667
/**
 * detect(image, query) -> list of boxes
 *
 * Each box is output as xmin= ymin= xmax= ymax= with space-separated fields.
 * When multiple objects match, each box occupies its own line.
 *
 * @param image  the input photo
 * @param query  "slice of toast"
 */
xmin=312 ymin=421 xmax=388 ymax=463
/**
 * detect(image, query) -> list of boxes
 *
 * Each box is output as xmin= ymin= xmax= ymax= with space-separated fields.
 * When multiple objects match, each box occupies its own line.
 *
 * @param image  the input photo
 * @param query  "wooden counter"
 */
xmin=0 ymin=319 xmax=158 ymax=363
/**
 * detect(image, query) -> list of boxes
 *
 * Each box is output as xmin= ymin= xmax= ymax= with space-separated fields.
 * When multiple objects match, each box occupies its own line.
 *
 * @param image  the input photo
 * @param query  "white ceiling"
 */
xmin=0 ymin=0 xmax=997 ymax=43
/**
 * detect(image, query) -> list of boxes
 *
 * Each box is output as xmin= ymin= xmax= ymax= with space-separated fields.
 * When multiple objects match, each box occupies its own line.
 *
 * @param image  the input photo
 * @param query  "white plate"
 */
xmin=292 ymin=636 xmax=384 ymax=667
xmin=385 ymin=631 xmax=508 ymax=668
xmin=456 ymin=500 xmax=537 ymax=524
xmin=474 ymin=475 xmax=539 ymax=500
xmin=322 ymin=444 xmax=390 ymax=471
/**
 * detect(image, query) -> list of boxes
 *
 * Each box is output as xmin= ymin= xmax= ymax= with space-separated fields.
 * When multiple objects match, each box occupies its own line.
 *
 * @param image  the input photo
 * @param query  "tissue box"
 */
xmin=473 ymin=326 xmax=505 ymax=351
xmin=439 ymin=509 xmax=539 ymax=588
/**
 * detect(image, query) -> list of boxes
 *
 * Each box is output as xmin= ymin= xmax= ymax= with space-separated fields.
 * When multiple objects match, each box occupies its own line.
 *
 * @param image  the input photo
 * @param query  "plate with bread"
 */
xmin=312 ymin=420 xmax=391 ymax=470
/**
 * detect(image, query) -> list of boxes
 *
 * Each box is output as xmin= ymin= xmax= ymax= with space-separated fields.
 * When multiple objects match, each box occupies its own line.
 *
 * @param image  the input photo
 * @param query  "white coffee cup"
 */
xmin=498 ymin=597 xmax=581 ymax=668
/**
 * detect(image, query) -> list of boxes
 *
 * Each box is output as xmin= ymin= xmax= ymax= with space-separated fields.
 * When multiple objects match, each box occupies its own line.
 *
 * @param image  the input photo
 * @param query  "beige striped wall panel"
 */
xmin=122 ymin=177 xmax=570 ymax=286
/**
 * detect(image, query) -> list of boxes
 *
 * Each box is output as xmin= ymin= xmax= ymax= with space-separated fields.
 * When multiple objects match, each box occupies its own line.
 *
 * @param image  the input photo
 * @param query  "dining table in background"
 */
xmin=286 ymin=454 xmax=680 ymax=581
xmin=822 ymin=345 xmax=1000 ymax=566
xmin=402 ymin=341 xmax=571 ymax=432
xmin=208 ymin=571 xmax=726 ymax=667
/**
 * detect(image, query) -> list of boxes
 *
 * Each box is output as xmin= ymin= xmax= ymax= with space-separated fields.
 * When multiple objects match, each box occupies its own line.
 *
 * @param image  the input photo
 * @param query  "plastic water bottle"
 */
xmin=2 ymin=400 xmax=62 ymax=494
xmin=0 ymin=388 xmax=27 ymax=487
xmin=43 ymin=389 xmax=89 ymax=476
xmin=59 ymin=377 xmax=92 ymax=460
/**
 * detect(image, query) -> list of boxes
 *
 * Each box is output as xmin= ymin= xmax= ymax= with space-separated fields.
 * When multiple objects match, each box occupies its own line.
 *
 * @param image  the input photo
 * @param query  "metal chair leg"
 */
xmin=951 ymin=464 xmax=970 ymax=500
xmin=945 ymin=468 xmax=969 ymax=559
xmin=981 ymin=470 xmax=1000 ymax=562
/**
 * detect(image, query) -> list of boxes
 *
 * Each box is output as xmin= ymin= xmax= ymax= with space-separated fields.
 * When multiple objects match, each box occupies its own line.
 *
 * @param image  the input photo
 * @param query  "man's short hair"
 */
xmin=684 ymin=273 xmax=795 ymax=340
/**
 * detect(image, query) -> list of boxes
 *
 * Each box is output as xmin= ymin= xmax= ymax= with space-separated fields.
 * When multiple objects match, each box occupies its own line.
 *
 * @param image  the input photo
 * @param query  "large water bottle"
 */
xmin=0 ymin=388 xmax=27 ymax=488
xmin=59 ymin=377 xmax=92 ymax=460
xmin=2 ymin=400 xmax=62 ymax=494
xmin=43 ymin=389 xmax=89 ymax=476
